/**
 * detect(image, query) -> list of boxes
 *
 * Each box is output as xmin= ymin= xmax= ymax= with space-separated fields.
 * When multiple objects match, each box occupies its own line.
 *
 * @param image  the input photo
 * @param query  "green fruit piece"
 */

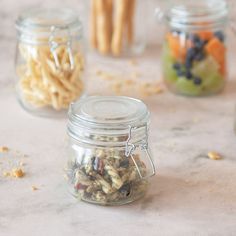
xmin=202 ymin=72 xmax=225 ymax=93
xmin=192 ymin=55 xmax=225 ymax=93
xmin=162 ymin=43 xmax=178 ymax=83
xmin=192 ymin=56 xmax=220 ymax=78
xmin=175 ymin=77 xmax=203 ymax=96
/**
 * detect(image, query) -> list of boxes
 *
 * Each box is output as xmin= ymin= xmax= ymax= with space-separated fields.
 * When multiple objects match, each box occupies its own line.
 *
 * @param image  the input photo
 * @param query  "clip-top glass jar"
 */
xmin=15 ymin=8 xmax=85 ymax=116
xmin=66 ymin=96 xmax=156 ymax=206
xmin=160 ymin=0 xmax=229 ymax=96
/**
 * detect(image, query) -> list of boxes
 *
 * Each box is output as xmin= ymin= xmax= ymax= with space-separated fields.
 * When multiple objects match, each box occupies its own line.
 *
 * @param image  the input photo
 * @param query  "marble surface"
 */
xmin=1 ymin=1 xmax=236 ymax=236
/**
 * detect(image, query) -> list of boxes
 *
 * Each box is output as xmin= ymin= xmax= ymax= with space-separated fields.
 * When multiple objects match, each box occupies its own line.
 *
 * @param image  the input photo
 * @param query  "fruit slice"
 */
xmin=166 ymin=33 xmax=192 ymax=61
xmin=191 ymin=56 xmax=220 ymax=79
xmin=162 ymin=43 xmax=178 ymax=83
xmin=197 ymin=31 xmax=213 ymax=41
xmin=202 ymin=72 xmax=225 ymax=93
xmin=175 ymin=77 xmax=203 ymax=96
xmin=191 ymin=56 xmax=224 ymax=93
xmin=205 ymin=37 xmax=226 ymax=75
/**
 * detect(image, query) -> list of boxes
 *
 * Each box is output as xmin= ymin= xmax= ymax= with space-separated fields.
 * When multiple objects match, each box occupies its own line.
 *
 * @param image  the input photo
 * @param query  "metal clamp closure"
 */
xmin=125 ymin=125 xmax=156 ymax=179
xmin=49 ymin=25 xmax=74 ymax=70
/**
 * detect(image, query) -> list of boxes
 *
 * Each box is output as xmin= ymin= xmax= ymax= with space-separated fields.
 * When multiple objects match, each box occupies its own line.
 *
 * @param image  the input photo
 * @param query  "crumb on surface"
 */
xmin=11 ymin=168 xmax=25 ymax=178
xmin=140 ymin=83 xmax=164 ymax=97
xmin=0 ymin=146 xmax=9 ymax=153
xmin=19 ymin=161 xmax=25 ymax=166
xmin=208 ymin=151 xmax=222 ymax=160
xmin=112 ymin=82 xmax=123 ymax=94
xmin=129 ymin=59 xmax=138 ymax=66
xmin=124 ymin=79 xmax=135 ymax=85
xmin=130 ymin=72 xmax=141 ymax=79
xmin=3 ymin=171 xmax=11 ymax=177
xmin=31 ymin=185 xmax=38 ymax=191
xmin=96 ymin=70 xmax=116 ymax=80
xmin=153 ymin=86 xmax=164 ymax=94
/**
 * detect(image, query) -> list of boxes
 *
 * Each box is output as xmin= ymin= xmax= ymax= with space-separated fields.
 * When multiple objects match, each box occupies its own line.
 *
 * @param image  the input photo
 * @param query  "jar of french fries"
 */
xmin=66 ymin=96 xmax=156 ymax=206
xmin=89 ymin=0 xmax=148 ymax=57
xmin=15 ymin=8 xmax=85 ymax=116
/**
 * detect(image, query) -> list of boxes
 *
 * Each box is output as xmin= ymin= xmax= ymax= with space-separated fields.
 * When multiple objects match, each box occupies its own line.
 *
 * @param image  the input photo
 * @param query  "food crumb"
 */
xmin=19 ymin=161 xmax=25 ymax=166
xmin=130 ymin=72 xmax=141 ymax=79
xmin=3 ymin=171 xmax=11 ymax=177
xmin=0 ymin=146 xmax=9 ymax=153
xmin=153 ymin=86 xmax=164 ymax=94
xmin=96 ymin=70 xmax=116 ymax=80
xmin=112 ymin=82 xmax=122 ymax=94
xmin=129 ymin=59 xmax=138 ymax=66
xmin=124 ymin=79 xmax=135 ymax=86
xmin=207 ymin=151 xmax=222 ymax=160
xmin=31 ymin=185 xmax=38 ymax=191
xmin=11 ymin=168 xmax=25 ymax=178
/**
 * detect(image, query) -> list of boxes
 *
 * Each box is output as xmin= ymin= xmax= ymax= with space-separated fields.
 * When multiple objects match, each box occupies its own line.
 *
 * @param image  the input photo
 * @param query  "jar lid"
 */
xmin=165 ymin=0 xmax=228 ymax=30
xmin=15 ymin=8 xmax=82 ymax=39
xmin=67 ymin=96 xmax=150 ymax=146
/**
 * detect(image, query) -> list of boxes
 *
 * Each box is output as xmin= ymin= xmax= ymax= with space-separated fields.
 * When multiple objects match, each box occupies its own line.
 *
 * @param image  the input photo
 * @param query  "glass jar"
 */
xmin=88 ymin=0 xmax=148 ymax=57
xmin=66 ymin=96 xmax=156 ymax=206
xmin=15 ymin=8 xmax=86 ymax=116
xmin=160 ymin=0 xmax=229 ymax=96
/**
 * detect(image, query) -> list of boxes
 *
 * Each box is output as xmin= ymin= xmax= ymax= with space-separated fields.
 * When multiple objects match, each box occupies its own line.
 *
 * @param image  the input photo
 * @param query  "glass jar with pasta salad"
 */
xmin=15 ymin=8 xmax=85 ymax=116
xmin=159 ymin=0 xmax=229 ymax=96
xmin=65 ymin=96 xmax=156 ymax=206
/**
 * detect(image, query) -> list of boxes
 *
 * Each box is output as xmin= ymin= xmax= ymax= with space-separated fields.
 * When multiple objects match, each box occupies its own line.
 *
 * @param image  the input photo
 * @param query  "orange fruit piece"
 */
xmin=166 ymin=33 xmax=192 ymax=62
xmin=197 ymin=31 xmax=214 ymax=41
xmin=205 ymin=37 xmax=226 ymax=76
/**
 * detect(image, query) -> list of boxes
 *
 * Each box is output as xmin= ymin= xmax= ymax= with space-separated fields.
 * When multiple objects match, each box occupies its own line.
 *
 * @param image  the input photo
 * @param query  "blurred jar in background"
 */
xmin=159 ymin=0 xmax=229 ymax=96
xmin=89 ymin=0 xmax=148 ymax=57
xmin=15 ymin=8 xmax=86 ymax=117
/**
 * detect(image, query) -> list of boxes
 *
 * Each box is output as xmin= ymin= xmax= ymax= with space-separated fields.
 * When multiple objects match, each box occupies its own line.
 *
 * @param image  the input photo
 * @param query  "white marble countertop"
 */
xmin=0 ymin=1 xmax=236 ymax=235
xmin=0 ymin=47 xmax=236 ymax=236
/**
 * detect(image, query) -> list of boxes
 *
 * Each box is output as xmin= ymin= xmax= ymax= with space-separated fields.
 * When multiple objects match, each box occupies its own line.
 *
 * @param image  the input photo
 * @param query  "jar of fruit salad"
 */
xmin=160 ymin=0 xmax=228 ymax=96
xmin=66 ymin=96 xmax=156 ymax=206
xmin=15 ymin=8 xmax=86 ymax=117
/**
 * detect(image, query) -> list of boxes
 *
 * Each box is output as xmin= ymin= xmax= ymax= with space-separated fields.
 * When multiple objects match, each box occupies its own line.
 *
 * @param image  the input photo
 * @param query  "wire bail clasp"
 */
xmin=49 ymin=25 xmax=74 ymax=70
xmin=125 ymin=125 xmax=156 ymax=179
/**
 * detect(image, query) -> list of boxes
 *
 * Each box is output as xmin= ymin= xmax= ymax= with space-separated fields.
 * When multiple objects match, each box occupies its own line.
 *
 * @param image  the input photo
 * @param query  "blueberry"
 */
xmin=189 ymin=34 xmax=201 ymax=44
xmin=186 ymin=70 xmax=193 ymax=80
xmin=187 ymin=48 xmax=197 ymax=60
xmin=194 ymin=52 xmax=205 ymax=61
xmin=185 ymin=60 xmax=192 ymax=70
xmin=92 ymin=156 xmax=99 ymax=171
xmin=173 ymin=63 xmax=181 ymax=70
xmin=195 ymin=40 xmax=205 ymax=50
xmin=214 ymin=31 xmax=225 ymax=42
xmin=119 ymin=184 xmax=131 ymax=196
xmin=177 ymin=70 xmax=185 ymax=77
xmin=193 ymin=77 xmax=202 ymax=85
xmin=120 ymin=158 xmax=129 ymax=168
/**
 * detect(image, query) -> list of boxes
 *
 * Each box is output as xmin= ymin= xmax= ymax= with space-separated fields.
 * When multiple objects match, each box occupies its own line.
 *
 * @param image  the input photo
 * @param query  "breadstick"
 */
xmin=90 ymin=0 xmax=98 ymax=49
xmin=96 ymin=0 xmax=111 ymax=54
xmin=126 ymin=0 xmax=136 ymax=46
xmin=106 ymin=0 xmax=113 ymax=46
xmin=111 ymin=0 xmax=129 ymax=56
